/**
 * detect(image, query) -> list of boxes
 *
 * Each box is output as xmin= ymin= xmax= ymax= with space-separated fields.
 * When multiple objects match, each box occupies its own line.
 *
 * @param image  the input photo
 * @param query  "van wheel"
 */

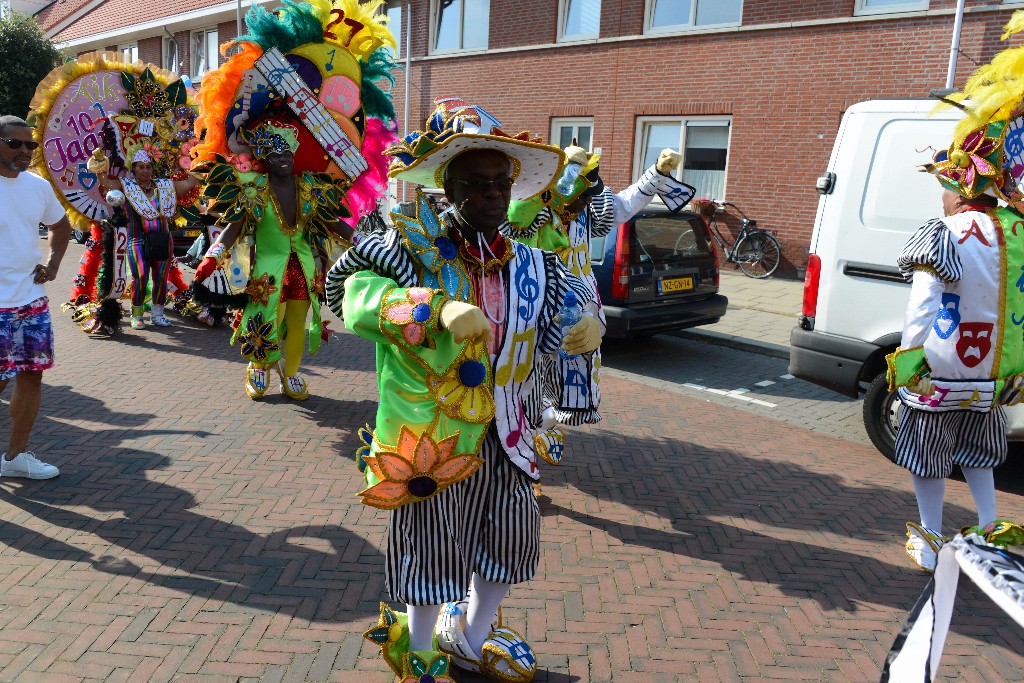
xmin=863 ymin=372 xmax=900 ymax=462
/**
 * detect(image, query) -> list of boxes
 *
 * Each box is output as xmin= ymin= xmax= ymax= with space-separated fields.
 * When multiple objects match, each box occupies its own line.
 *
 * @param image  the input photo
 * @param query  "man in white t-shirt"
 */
xmin=0 ymin=115 xmax=71 ymax=479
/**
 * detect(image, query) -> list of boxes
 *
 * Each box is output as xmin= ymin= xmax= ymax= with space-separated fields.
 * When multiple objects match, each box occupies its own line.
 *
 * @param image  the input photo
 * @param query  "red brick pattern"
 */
xmin=0 ymin=248 xmax=1019 ymax=681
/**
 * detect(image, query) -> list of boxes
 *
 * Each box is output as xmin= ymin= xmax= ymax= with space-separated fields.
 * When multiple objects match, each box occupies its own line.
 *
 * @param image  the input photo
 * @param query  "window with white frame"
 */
xmin=551 ymin=117 xmax=594 ymax=151
xmin=118 ymin=43 xmax=139 ymax=64
xmin=384 ymin=1 xmax=402 ymax=58
xmin=854 ymin=0 xmax=928 ymax=15
xmin=559 ymin=0 xmax=600 ymax=41
xmin=636 ymin=118 xmax=731 ymax=200
xmin=433 ymin=0 xmax=489 ymax=53
xmin=646 ymin=0 xmax=742 ymax=31
xmin=190 ymin=28 xmax=219 ymax=80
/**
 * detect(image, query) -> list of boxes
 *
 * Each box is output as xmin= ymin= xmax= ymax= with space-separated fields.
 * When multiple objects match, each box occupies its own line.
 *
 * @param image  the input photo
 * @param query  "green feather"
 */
xmin=239 ymin=1 xmax=325 ymax=53
xmin=360 ymin=47 xmax=398 ymax=121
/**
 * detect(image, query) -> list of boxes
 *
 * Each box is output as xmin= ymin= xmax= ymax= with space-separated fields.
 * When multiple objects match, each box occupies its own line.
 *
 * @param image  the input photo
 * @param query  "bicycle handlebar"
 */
xmin=711 ymin=199 xmax=750 ymax=221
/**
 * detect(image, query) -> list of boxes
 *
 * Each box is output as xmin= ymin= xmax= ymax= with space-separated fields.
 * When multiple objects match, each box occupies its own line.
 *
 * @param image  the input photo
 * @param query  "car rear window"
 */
xmin=631 ymin=215 xmax=711 ymax=265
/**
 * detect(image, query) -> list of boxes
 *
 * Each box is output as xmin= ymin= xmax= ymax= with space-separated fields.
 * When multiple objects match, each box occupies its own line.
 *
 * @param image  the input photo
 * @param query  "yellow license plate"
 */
xmin=184 ymin=229 xmax=202 ymax=238
xmin=659 ymin=276 xmax=694 ymax=294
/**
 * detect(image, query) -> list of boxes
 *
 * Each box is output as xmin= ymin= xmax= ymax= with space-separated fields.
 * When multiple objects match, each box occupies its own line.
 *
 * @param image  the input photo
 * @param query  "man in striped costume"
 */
xmin=326 ymin=99 xmax=601 ymax=682
xmin=888 ymin=106 xmax=1024 ymax=572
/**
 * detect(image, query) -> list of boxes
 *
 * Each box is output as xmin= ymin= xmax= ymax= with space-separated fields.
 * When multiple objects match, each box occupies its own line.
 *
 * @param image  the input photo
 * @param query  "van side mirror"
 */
xmin=816 ymin=172 xmax=836 ymax=195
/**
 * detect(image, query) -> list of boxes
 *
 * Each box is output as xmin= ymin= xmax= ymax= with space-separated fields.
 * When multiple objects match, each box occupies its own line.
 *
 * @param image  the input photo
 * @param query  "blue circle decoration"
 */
xmin=458 ymin=360 xmax=486 ymax=388
xmin=434 ymin=236 xmax=457 ymax=260
xmin=412 ymin=302 xmax=432 ymax=324
xmin=407 ymin=476 xmax=438 ymax=498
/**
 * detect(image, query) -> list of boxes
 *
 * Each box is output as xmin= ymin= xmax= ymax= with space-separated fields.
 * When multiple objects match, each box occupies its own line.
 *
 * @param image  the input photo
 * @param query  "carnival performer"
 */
xmin=29 ymin=55 xmax=203 ymax=334
xmin=505 ymin=144 xmax=692 ymax=474
xmin=88 ymin=146 xmax=200 ymax=329
xmin=326 ymin=98 xmax=603 ymax=683
xmin=887 ymin=13 xmax=1024 ymax=572
xmin=189 ymin=0 xmax=398 ymax=401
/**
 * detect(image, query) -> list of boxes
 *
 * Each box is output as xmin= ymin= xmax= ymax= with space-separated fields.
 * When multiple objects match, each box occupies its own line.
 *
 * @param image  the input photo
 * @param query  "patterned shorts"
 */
xmin=894 ymin=405 xmax=1007 ymax=478
xmin=0 ymin=297 xmax=55 ymax=381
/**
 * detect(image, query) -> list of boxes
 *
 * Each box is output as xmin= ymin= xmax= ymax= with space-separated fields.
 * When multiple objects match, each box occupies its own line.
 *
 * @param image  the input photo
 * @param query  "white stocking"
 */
xmin=407 ymin=604 xmax=441 ymax=652
xmin=961 ymin=466 xmax=997 ymax=528
xmin=466 ymin=574 xmax=509 ymax=654
xmin=912 ymin=475 xmax=946 ymax=533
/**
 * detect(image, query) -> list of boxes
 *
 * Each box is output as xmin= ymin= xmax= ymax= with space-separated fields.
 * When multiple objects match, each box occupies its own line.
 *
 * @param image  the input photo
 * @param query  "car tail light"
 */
xmin=802 ymin=253 xmax=821 ymax=320
xmin=610 ymin=221 xmax=631 ymax=300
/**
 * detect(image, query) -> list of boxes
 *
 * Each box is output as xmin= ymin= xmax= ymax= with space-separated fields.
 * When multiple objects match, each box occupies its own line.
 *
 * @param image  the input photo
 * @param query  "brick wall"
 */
xmin=386 ymin=0 xmax=1020 ymax=276
xmin=138 ymin=36 xmax=162 ymax=70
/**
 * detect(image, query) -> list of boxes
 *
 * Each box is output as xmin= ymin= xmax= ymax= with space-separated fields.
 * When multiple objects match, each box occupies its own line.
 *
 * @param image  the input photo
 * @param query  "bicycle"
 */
xmin=680 ymin=199 xmax=781 ymax=278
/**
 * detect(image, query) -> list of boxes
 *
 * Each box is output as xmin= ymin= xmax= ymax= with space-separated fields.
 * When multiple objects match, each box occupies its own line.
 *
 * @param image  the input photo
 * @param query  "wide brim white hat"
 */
xmin=386 ymin=98 xmax=565 ymax=201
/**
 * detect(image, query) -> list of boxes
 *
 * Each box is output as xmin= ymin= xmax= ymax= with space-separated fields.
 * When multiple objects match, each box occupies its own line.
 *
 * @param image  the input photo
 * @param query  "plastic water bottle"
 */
xmin=555 ymin=162 xmax=582 ymax=196
xmin=558 ymin=291 xmax=583 ymax=359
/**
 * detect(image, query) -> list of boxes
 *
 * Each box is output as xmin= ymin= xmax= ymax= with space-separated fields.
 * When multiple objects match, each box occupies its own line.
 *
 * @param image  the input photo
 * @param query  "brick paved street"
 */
xmin=0 ymin=248 xmax=1021 ymax=682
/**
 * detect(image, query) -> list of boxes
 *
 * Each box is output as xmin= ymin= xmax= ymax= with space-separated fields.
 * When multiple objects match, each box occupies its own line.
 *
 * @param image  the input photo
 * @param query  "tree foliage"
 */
xmin=0 ymin=12 xmax=63 ymax=118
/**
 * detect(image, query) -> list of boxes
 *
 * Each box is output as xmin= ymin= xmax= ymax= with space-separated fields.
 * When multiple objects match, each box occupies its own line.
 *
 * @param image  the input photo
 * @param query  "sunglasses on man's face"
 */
xmin=0 ymin=137 xmax=40 ymax=151
xmin=448 ymin=176 xmax=515 ymax=193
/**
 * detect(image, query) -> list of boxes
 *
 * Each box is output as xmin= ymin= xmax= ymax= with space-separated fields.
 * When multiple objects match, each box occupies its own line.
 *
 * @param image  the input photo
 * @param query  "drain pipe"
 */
xmin=945 ymin=0 xmax=966 ymax=90
xmin=402 ymin=0 xmax=411 ymax=204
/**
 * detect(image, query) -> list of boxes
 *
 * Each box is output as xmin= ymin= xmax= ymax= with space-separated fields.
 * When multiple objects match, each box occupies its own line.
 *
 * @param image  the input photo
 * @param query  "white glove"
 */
xmin=541 ymin=406 xmax=558 ymax=431
xmin=87 ymin=149 xmax=109 ymax=175
xmin=439 ymin=300 xmax=491 ymax=343
xmin=563 ymin=145 xmax=589 ymax=166
xmin=656 ymin=148 xmax=682 ymax=175
xmin=910 ymin=376 xmax=935 ymax=396
xmin=562 ymin=314 xmax=602 ymax=356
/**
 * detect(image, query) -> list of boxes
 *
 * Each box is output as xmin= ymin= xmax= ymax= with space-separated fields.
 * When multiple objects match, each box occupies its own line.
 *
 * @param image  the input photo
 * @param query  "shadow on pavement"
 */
xmin=539 ymin=426 xmax=1024 ymax=665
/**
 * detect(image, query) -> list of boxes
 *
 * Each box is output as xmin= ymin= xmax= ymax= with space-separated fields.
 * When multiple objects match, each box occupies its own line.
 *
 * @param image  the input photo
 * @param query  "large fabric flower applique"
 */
xmin=245 ymin=273 xmax=278 ymax=306
xmin=393 ymin=192 xmax=472 ymax=300
xmin=239 ymin=311 xmax=279 ymax=361
xmin=383 ymin=287 xmax=437 ymax=346
xmin=399 ymin=652 xmax=457 ymax=683
xmin=929 ymin=122 xmax=1005 ymax=197
xmin=426 ymin=338 xmax=495 ymax=424
xmin=362 ymin=602 xmax=410 ymax=677
xmin=359 ymin=426 xmax=484 ymax=510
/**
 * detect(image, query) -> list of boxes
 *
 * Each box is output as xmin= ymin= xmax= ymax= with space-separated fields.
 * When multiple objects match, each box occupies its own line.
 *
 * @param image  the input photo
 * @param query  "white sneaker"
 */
xmin=1 ymin=451 xmax=59 ymax=479
xmin=905 ymin=522 xmax=945 ymax=573
xmin=150 ymin=315 xmax=172 ymax=327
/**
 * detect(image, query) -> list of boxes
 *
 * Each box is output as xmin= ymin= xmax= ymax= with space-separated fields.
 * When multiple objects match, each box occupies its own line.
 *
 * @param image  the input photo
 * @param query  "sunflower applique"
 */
xmin=359 ymin=426 xmax=483 ymax=509
xmin=238 ymin=311 xmax=279 ymax=361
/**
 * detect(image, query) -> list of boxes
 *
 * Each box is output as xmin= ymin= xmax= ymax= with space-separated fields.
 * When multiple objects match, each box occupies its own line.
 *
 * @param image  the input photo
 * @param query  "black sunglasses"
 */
xmin=448 ymin=176 xmax=515 ymax=193
xmin=0 ymin=137 xmax=40 ymax=151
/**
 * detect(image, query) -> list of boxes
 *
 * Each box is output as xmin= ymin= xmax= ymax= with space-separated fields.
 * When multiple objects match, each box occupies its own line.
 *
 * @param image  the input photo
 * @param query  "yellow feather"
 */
xmin=1002 ymin=10 xmax=1024 ymax=41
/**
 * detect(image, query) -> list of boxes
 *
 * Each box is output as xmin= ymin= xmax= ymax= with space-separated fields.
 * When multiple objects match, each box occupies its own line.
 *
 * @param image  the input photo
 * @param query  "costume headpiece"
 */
xmin=385 ymin=97 xmax=565 ymax=201
xmin=924 ymin=10 xmax=1024 ymax=209
xmin=192 ymin=0 xmax=399 ymax=222
xmin=132 ymin=149 xmax=153 ymax=165
xmin=238 ymin=122 xmax=300 ymax=159
xmin=26 ymin=53 xmax=198 ymax=229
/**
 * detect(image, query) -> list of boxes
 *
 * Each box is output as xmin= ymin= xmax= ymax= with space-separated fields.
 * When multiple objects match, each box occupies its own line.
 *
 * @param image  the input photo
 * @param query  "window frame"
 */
xmin=163 ymin=36 xmax=179 ymax=74
xmin=632 ymin=115 xmax=733 ymax=200
xmin=644 ymin=0 xmax=743 ymax=33
xmin=557 ymin=0 xmax=601 ymax=42
xmin=189 ymin=27 xmax=220 ymax=81
xmin=430 ymin=0 xmax=489 ymax=55
xmin=551 ymin=117 xmax=595 ymax=151
xmin=117 ymin=43 xmax=139 ymax=64
xmin=382 ymin=0 xmax=403 ymax=59
xmin=853 ymin=0 xmax=928 ymax=16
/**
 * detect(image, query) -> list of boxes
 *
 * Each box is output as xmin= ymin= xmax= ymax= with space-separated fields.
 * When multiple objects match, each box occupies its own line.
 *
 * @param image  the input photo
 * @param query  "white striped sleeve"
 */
xmin=897 ymin=218 xmax=963 ymax=282
xmin=325 ymin=228 xmax=415 ymax=319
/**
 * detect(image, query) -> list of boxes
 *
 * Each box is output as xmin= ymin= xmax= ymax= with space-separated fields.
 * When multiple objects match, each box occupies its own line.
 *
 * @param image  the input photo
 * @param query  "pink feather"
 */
xmin=343 ymin=118 xmax=400 ymax=226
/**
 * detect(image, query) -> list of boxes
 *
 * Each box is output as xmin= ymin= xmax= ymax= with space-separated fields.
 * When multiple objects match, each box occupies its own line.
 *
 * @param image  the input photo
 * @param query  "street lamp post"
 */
xmin=945 ymin=0 xmax=967 ymax=90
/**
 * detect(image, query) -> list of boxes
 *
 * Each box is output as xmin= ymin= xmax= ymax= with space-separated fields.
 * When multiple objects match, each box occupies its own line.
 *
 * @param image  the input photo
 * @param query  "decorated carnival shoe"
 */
xmin=480 ymin=626 xmax=537 ymax=683
xmin=961 ymin=519 xmax=1024 ymax=548
xmin=533 ymin=427 xmax=565 ymax=466
xmin=245 ymin=363 xmax=270 ymax=400
xmin=362 ymin=602 xmax=412 ymax=677
xmin=905 ymin=522 xmax=946 ymax=573
xmin=130 ymin=315 xmax=145 ymax=330
xmin=280 ymin=373 xmax=310 ymax=401
xmin=435 ymin=599 xmax=506 ymax=674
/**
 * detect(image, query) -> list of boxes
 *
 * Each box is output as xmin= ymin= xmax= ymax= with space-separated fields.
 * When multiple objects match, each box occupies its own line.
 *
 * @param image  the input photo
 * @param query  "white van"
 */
xmin=788 ymin=99 xmax=1024 ymax=459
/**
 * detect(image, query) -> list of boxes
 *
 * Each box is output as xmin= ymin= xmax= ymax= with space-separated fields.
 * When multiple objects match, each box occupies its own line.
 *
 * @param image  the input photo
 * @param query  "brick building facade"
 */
xmin=32 ymin=0 xmax=1024 ymax=275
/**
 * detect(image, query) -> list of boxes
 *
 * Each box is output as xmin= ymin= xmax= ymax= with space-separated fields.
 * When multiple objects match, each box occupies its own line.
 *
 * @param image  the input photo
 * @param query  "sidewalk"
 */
xmin=676 ymin=269 xmax=803 ymax=359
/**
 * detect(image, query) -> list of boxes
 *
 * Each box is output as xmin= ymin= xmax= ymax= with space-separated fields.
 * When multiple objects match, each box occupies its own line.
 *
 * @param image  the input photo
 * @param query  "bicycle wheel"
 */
xmin=673 ymin=228 xmax=697 ymax=255
xmin=735 ymin=231 xmax=781 ymax=278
